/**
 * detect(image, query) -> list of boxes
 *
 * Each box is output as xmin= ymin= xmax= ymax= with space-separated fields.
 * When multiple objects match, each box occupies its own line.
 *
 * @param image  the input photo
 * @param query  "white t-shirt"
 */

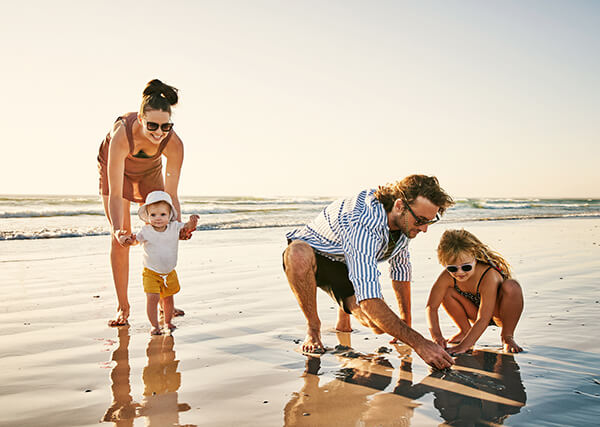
xmin=136 ymin=221 xmax=185 ymax=274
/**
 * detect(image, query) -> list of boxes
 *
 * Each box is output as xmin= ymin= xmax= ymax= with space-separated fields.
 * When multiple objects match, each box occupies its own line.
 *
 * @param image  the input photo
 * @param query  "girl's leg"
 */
xmin=146 ymin=293 xmax=161 ymax=335
xmin=442 ymin=288 xmax=478 ymax=343
xmin=495 ymin=279 xmax=524 ymax=352
xmin=162 ymin=295 xmax=176 ymax=331
xmin=102 ymin=196 xmax=132 ymax=326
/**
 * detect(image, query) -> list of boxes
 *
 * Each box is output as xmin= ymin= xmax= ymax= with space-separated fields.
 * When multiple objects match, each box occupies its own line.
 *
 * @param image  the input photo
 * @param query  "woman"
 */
xmin=98 ymin=79 xmax=187 ymax=326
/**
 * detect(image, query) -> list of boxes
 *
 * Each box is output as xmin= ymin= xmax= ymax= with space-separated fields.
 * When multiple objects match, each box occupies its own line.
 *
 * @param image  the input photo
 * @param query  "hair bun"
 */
xmin=143 ymin=79 xmax=178 ymax=106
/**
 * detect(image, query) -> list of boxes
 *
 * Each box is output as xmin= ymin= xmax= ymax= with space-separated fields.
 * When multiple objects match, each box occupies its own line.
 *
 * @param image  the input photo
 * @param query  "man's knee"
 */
xmin=284 ymin=240 xmax=316 ymax=274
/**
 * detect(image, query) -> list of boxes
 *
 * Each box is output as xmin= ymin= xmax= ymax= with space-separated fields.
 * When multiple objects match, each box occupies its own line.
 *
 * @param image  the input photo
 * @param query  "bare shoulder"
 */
xmin=479 ymin=266 xmax=503 ymax=291
xmin=163 ymin=132 xmax=183 ymax=157
xmin=434 ymin=270 xmax=454 ymax=288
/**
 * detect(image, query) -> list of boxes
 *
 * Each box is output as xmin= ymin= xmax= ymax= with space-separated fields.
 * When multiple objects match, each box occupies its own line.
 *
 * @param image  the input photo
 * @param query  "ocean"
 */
xmin=1 ymin=194 xmax=599 ymax=241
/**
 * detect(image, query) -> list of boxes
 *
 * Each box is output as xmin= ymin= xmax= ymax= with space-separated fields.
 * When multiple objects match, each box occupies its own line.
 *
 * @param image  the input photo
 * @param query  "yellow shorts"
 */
xmin=142 ymin=268 xmax=180 ymax=298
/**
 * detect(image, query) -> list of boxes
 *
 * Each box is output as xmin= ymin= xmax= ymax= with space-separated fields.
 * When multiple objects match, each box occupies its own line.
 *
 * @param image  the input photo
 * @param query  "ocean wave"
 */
xmin=0 ymin=209 xmax=106 ymax=218
xmin=3 ymin=212 xmax=599 ymax=241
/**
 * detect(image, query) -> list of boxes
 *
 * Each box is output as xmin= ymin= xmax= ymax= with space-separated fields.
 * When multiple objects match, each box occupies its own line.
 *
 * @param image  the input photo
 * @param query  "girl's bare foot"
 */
xmin=448 ymin=331 xmax=467 ymax=344
xmin=502 ymin=335 xmax=523 ymax=353
xmin=150 ymin=327 xmax=162 ymax=336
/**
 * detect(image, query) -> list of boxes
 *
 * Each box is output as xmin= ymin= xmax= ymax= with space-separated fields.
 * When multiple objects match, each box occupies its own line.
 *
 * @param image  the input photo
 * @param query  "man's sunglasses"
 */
xmin=403 ymin=200 xmax=440 ymax=226
xmin=446 ymin=260 xmax=476 ymax=273
xmin=145 ymin=120 xmax=174 ymax=132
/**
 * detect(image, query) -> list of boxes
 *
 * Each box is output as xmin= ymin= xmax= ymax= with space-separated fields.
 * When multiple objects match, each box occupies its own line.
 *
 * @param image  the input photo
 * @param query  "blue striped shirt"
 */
xmin=286 ymin=189 xmax=411 ymax=302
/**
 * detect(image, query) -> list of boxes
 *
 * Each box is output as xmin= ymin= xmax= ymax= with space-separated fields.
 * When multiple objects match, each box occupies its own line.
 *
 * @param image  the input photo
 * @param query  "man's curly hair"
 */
xmin=374 ymin=175 xmax=454 ymax=213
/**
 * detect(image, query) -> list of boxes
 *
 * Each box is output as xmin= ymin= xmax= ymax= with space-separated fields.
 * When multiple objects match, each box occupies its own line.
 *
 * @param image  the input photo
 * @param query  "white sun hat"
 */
xmin=138 ymin=191 xmax=178 ymax=222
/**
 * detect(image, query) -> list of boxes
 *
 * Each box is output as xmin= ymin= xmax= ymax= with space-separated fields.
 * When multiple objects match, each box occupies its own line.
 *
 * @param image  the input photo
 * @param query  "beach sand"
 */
xmin=1 ymin=218 xmax=600 ymax=426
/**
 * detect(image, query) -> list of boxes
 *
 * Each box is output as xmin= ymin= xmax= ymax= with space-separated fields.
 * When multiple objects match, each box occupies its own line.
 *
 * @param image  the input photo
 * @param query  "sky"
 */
xmin=2 ymin=0 xmax=599 ymax=198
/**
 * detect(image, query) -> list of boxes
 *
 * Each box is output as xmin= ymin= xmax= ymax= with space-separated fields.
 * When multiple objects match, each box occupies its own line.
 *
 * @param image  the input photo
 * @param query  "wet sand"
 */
xmin=1 ymin=218 xmax=600 ymax=426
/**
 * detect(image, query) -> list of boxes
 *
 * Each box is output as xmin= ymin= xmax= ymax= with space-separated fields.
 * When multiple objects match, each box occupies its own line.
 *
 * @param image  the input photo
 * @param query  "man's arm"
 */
xmin=392 ymin=280 xmax=411 ymax=326
xmin=360 ymin=298 xmax=454 ymax=369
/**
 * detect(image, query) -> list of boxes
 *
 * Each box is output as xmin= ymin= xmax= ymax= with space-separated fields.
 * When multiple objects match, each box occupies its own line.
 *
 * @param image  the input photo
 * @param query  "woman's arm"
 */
xmin=426 ymin=272 xmax=452 ymax=347
xmin=450 ymin=272 xmax=501 ymax=353
xmin=162 ymin=133 xmax=184 ymax=221
xmin=106 ymin=124 xmax=130 ymax=242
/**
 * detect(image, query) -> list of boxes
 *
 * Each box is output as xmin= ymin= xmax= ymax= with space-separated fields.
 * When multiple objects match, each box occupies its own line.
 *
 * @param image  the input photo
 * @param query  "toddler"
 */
xmin=122 ymin=191 xmax=198 ymax=335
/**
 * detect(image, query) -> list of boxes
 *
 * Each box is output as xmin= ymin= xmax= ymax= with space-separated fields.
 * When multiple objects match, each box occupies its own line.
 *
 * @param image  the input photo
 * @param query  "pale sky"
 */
xmin=2 ymin=0 xmax=599 ymax=198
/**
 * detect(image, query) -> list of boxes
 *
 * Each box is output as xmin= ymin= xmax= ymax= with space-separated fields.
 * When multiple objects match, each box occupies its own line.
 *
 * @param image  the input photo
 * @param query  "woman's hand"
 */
xmin=114 ymin=229 xmax=133 ymax=247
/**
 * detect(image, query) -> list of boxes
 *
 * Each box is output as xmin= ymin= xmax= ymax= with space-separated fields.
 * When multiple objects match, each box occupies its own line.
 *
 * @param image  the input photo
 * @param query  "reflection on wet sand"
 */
xmin=285 ymin=333 xmax=526 ymax=426
xmin=102 ymin=328 xmax=195 ymax=427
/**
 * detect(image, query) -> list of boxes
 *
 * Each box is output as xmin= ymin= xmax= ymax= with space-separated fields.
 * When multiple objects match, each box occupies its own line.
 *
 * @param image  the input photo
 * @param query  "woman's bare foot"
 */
xmin=448 ymin=331 xmax=467 ymax=344
xmin=150 ymin=327 xmax=162 ymax=335
xmin=302 ymin=327 xmax=325 ymax=354
xmin=108 ymin=307 xmax=130 ymax=327
xmin=502 ymin=335 xmax=523 ymax=353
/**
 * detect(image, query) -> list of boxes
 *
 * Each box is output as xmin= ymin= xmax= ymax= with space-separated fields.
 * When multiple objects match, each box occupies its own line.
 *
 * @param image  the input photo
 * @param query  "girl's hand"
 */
xmin=433 ymin=335 xmax=448 ymax=349
xmin=447 ymin=344 xmax=468 ymax=356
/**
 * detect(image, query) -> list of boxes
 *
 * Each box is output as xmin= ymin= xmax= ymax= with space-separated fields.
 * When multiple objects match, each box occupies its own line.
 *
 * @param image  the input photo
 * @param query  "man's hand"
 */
xmin=414 ymin=338 xmax=454 ymax=370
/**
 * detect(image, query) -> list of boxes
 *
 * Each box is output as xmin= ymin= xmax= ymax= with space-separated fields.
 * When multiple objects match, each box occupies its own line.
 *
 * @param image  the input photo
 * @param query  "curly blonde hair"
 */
xmin=437 ymin=229 xmax=512 ymax=279
xmin=374 ymin=174 xmax=454 ymax=213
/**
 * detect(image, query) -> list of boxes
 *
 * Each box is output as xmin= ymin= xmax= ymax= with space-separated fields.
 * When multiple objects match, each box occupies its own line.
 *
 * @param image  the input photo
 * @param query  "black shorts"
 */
xmin=283 ymin=241 xmax=355 ymax=314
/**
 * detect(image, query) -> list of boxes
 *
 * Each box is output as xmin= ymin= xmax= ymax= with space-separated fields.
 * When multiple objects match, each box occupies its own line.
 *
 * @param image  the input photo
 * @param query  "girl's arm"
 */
xmin=426 ymin=272 xmax=452 ymax=348
xmin=449 ymin=271 xmax=502 ymax=353
xmin=106 ymin=124 xmax=131 ymax=244
xmin=162 ymin=133 xmax=184 ymax=222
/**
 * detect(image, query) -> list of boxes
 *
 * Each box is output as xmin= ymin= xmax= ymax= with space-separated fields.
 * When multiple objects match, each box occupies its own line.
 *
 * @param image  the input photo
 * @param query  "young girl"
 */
xmin=426 ymin=229 xmax=524 ymax=354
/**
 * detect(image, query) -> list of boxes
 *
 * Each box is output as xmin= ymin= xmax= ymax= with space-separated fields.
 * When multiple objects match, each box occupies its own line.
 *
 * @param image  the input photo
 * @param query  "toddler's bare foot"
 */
xmin=448 ymin=331 xmax=467 ymax=344
xmin=502 ymin=336 xmax=523 ymax=353
xmin=150 ymin=327 xmax=162 ymax=336
xmin=166 ymin=323 xmax=177 ymax=332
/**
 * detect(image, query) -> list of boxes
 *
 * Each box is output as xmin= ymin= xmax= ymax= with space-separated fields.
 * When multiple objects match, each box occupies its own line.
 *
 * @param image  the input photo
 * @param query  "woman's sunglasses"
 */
xmin=446 ymin=260 xmax=476 ymax=273
xmin=144 ymin=120 xmax=173 ymax=132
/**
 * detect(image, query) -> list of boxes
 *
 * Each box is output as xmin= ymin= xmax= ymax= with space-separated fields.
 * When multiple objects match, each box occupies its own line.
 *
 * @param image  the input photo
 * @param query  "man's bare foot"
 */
xmin=448 ymin=331 xmax=467 ymax=344
xmin=166 ymin=323 xmax=177 ymax=332
xmin=502 ymin=336 xmax=523 ymax=353
xmin=150 ymin=327 xmax=162 ymax=336
xmin=108 ymin=308 xmax=129 ymax=327
xmin=302 ymin=328 xmax=325 ymax=354
xmin=335 ymin=310 xmax=352 ymax=332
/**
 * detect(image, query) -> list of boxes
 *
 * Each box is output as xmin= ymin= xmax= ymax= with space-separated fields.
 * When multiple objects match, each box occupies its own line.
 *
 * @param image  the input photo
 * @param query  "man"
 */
xmin=283 ymin=175 xmax=455 ymax=369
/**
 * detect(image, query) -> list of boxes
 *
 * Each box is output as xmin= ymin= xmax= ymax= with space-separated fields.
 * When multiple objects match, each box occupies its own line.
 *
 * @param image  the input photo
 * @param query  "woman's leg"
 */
xmin=102 ymin=195 xmax=132 ymax=326
xmin=442 ymin=288 xmax=478 ymax=343
xmin=495 ymin=279 xmax=524 ymax=352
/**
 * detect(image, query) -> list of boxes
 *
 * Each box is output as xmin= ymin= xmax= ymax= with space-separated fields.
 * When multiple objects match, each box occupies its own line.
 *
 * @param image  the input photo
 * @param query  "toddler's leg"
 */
xmin=442 ymin=288 xmax=477 ymax=343
xmin=146 ymin=293 xmax=162 ymax=335
xmin=162 ymin=295 xmax=176 ymax=331
xmin=496 ymin=279 xmax=524 ymax=353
